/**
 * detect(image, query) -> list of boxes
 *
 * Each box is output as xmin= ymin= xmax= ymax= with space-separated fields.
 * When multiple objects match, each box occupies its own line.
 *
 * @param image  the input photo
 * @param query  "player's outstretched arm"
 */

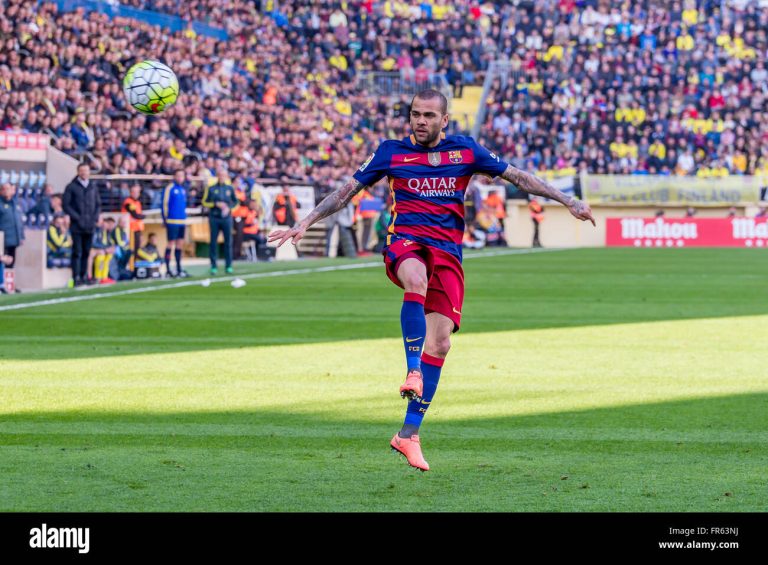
xmin=268 ymin=178 xmax=367 ymax=247
xmin=499 ymin=165 xmax=596 ymax=226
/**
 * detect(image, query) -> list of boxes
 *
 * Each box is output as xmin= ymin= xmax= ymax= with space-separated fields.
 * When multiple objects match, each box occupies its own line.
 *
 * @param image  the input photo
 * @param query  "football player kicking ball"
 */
xmin=269 ymin=89 xmax=595 ymax=471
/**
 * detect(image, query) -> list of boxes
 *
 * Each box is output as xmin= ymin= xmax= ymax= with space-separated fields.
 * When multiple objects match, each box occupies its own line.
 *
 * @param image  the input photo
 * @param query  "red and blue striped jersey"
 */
xmin=353 ymin=133 xmax=509 ymax=261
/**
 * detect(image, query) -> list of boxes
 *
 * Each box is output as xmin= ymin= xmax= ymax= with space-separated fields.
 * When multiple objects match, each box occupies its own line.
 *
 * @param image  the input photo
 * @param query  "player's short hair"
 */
xmin=411 ymin=89 xmax=448 ymax=115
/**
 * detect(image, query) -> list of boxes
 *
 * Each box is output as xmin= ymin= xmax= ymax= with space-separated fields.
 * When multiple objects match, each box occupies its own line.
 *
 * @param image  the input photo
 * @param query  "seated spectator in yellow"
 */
xmin=47 ymin=213 xmax=73 ymax=269
xmin=89 ymin=217 xmax=117 ymax=283
xmin=137 ymin=232 xmax=161 ymax=263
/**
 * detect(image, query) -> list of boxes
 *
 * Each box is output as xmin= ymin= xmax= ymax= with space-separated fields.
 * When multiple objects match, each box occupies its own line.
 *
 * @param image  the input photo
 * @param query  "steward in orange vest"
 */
xmin=528 ymin=199 xmax=544 ymax=248
xmin=121 ymin=184 xmax=145 ymax=265
xmin=232 ymin=186 xmax=249 ymax=260
xmin=272 ymin=187 xmax=300 ymax=226
xmin=484 ymin=190 xmax=506 ymax=222
xmin=243 ymin=200 xmax=267 ymax=260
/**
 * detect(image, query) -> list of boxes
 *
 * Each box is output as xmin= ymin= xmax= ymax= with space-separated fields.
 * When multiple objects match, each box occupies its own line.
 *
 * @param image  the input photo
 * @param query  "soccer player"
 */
xmin=162 ymin=169 xmax=189 ymax=277
xmin=269 ymin=89 xmax=595 ymax=471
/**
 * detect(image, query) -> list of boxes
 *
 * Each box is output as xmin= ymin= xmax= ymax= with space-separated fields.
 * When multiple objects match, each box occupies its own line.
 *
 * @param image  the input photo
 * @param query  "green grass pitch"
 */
xmin=0 ymin=248 xmax=766 ymax=511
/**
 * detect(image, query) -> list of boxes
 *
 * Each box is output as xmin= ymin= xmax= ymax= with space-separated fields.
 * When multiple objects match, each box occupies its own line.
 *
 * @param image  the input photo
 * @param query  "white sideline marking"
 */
xmin=0 ymin=248 xmax=563 ymax=313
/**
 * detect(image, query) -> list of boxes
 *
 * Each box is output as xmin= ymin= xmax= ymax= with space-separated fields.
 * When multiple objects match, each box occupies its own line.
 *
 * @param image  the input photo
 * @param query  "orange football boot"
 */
xmin=399 ymin=368 xmax=423 ymax=402
xmin=390 ymin=433 xmax=429 ymax=471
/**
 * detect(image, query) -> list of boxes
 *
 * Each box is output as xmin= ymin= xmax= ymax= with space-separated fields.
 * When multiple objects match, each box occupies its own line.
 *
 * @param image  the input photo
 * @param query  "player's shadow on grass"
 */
xmin=1 ymin=247 xmax=767 ymax=360
xmin=0 ymin=391 xmax=766 ymax=511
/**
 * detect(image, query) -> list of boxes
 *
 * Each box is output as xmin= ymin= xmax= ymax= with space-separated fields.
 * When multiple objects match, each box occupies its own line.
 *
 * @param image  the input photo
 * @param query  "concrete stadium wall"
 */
xmin=46 ymin=146 xmax=78 ymax=194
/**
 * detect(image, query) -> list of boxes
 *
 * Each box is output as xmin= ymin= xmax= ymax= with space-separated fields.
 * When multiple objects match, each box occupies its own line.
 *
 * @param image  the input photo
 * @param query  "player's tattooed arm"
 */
xmin=267 ymin=178 xmax=367 ymax=247
xmin=300 ymin=178 xmax=366 ymax=228
xmin=499 ymin=165 xmax=596 ymax=226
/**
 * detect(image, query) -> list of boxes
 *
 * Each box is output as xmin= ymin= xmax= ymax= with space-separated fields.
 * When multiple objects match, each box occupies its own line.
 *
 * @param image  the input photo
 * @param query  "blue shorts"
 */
xmin=166 ymin=224 xmax=186 ymax=241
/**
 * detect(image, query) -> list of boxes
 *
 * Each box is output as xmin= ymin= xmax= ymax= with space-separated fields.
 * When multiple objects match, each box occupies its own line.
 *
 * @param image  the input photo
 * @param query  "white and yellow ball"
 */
xmin=123 ymin=60 xmax=179 ymax=115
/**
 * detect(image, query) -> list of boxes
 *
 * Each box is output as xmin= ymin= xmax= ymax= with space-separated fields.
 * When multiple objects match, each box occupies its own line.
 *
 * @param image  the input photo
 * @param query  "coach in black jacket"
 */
xmin=63 ymin=163 xmax=101 ymax=285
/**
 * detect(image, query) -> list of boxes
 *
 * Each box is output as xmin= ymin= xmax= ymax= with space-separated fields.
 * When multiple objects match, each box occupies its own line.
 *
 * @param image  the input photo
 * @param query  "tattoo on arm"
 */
xmin=300 ymin=178 xmax=366 ymax=227
xmin=499 ymin=165 xmax=573 ymax=206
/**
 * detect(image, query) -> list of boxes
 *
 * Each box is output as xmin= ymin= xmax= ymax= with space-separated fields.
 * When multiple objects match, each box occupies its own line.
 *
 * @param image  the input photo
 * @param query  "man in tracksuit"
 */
xmin=162 ymin=169 xmax=188 ymax=277
xmin=63 ymin=163 xmax=101 ymax=286
xmin=0 ymin=182 xmax=24 ymax=293
xmin=202 ymin=166 xmax=239 ymax=275
xmin=0 ymin=182 xmax=24 ymax=266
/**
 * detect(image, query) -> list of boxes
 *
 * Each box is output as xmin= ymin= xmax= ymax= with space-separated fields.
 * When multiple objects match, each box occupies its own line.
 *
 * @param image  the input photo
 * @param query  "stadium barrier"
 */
xmin=581 ymin=174 xmax=766 ymax=207
xmin=503 ymin=200 xmax=763 ymax=249
xmin=606 ymin=217 xmax=768 ymax=248
xmin=2 ymin=133 xmax=78 ymax=290
xmin=491 ymin=174 xmax=764 ymax=248
xmin=13 ymin=229 xmax=72 ymax=290
xmin=357 ymin=71 xmax=452 ymax=103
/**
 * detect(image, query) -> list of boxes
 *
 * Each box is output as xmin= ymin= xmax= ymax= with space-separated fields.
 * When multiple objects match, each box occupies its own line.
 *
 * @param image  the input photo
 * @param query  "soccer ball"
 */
xmin=123 ymin=60 xmax=179 ymax=115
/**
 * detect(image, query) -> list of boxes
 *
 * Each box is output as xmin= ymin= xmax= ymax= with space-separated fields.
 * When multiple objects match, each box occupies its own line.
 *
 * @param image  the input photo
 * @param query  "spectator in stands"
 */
xmin=202 ymin=166 xmax=239 ymax=275
xmin=46 ymin=213 xmax=73 ymax=269
xmin=0 ymin=180 xmax=24 ymax=269
xmin=63 ymin=163 xmax=100 ymax=286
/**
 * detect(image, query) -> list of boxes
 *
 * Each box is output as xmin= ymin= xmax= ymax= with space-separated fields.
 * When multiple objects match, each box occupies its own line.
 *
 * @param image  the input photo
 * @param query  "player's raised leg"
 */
xmin=396 ymin=257 xmax=428 ymax=402
xmin=391 ymin=312 xmax=453 ymax=472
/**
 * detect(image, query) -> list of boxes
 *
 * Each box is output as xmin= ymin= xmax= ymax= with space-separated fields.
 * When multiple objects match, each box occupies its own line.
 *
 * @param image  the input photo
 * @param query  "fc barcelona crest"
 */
xmin=448 ymin=151 xmax=463 ymax=164
xmin=428 ymin=152 xmax=441 ymax=167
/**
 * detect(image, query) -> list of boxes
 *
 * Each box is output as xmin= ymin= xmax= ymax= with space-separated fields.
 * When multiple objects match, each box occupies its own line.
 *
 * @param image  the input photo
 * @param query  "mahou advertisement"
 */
xmin=606 ymin=217 xmax=768 ymax=247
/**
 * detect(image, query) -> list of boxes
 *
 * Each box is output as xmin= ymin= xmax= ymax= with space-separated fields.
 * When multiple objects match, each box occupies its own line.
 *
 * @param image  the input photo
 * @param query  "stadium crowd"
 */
xmin=0 ymin=0 xmax=506 ymax=195
xmin=3 ymin=0 xmax=768 ymax=188
xmin=478 ymin=0 xmax=768 ymax=178
xmin=2 ymin=0 xmax=768 ymax=285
